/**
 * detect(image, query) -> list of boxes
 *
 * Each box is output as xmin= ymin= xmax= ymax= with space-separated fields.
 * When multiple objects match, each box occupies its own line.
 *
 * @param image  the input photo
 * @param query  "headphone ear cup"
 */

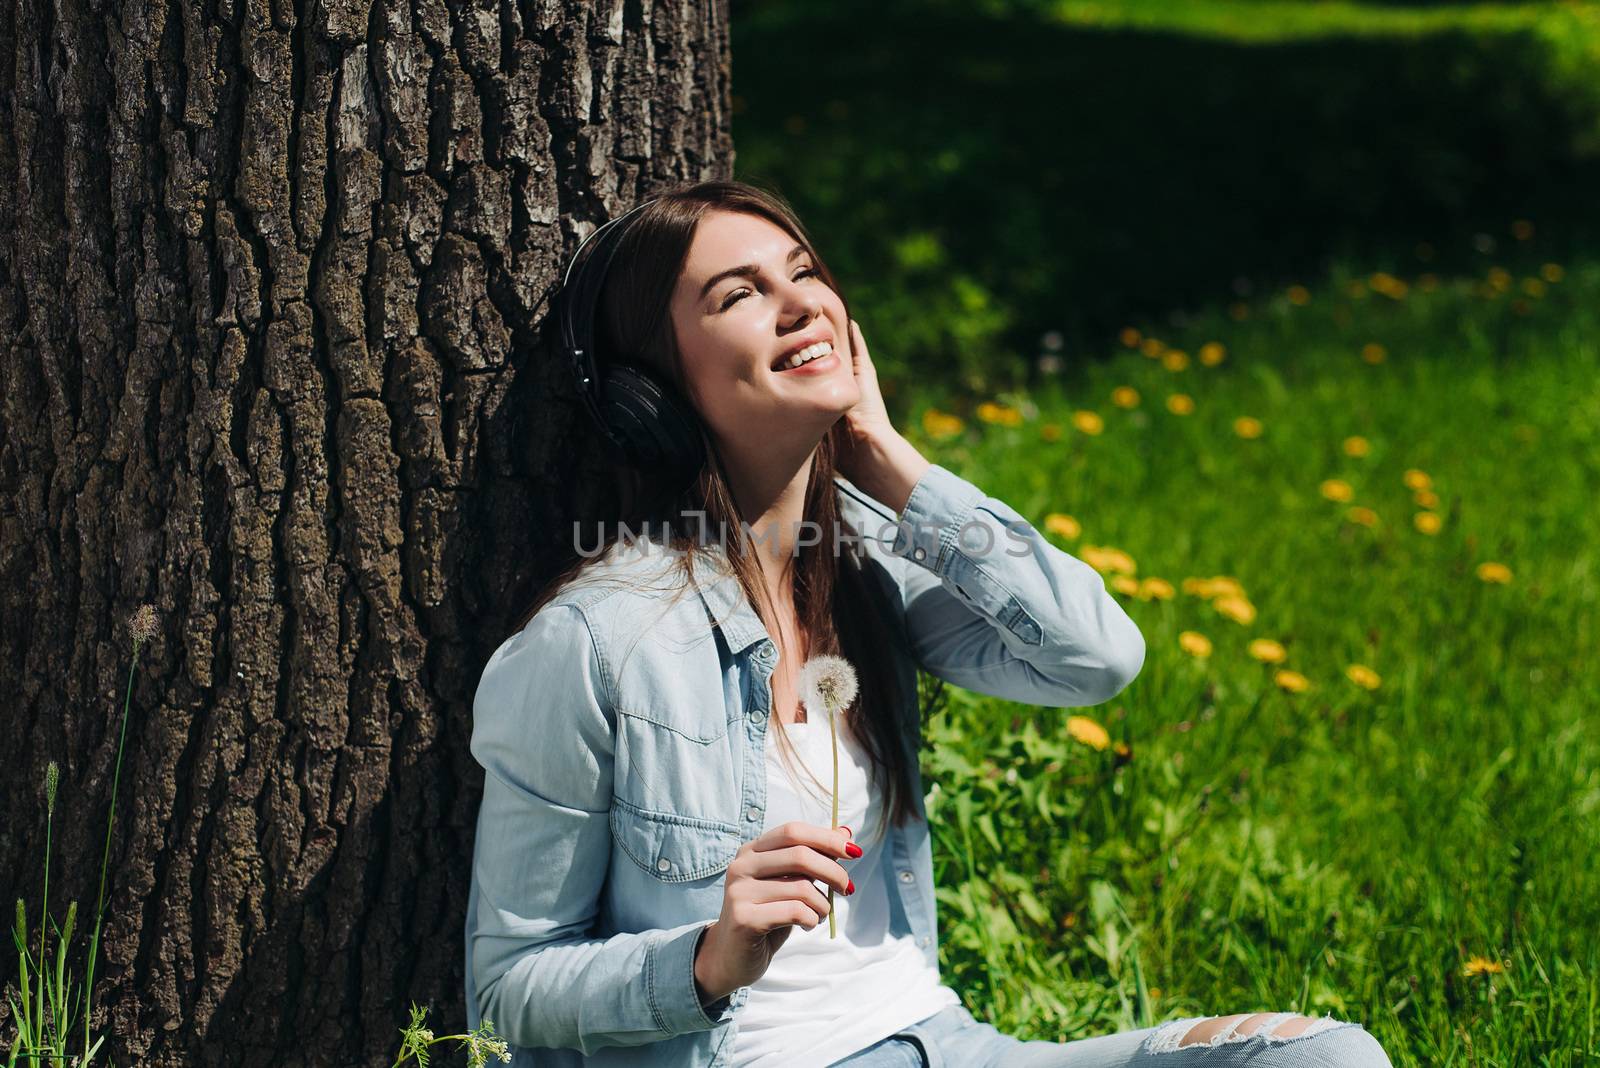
xmin=599 ymin=362 xmax=706 ymax=485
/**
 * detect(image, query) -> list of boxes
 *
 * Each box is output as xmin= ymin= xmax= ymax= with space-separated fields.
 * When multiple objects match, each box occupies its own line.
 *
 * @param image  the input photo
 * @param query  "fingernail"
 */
xmin=846 ymin=879 xmax=855 ymax=895
xmin=845 ymin=842 xmax=863 ymax=858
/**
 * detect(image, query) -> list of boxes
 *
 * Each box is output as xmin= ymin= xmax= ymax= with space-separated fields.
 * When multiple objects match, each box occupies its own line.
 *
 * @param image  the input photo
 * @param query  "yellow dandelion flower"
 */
xmin=1040 ymin=422 xmax=1062 ymax=442
xmin=1540 ymin=263 xmax=1564 ymax=283
xmin=1111 ymin=575 xmax=1141 ymax=596
xmin=1228 ymin=301 xmax=1249 ymax=321
xmin=1345 ymin=663 xmax=1382 ymax=690
xmin=1044 ymin=513 xmax=1081 ymax=540
xmin=1178 ymin=631 xmax=1213 ymax=658
xmin=1198 ymin=342 xmax=1226 ymax=366
xmin=1081 ymin=545 xmax=1137 ymax=575
xmin=1111 ymin=386 xmax=1140 ymax=408
xmin=1369 ymin=272 xmax=1409 ymax=300
xmin=1234 ymin=416 xmax=1263 ymax=439
xmin=921 ymin=408 xmax=966 ymax=439
xmin=1413 ymin=511 xmax=1441 ymax=535
xmin=1166 ymin=393 xmax=1194 ymax=415
xmin=1138 ymin=577 xmax=1175 ymax=601
xmin=1119 ymin=326 xmax=1142 ymax=348
xmin=1113 ymin=739 xmax=1133 ymax=761
xmin=1066 ymin=715 xmax=1110 ymax=751
xmin=1161 ymin=350 xmax=1189 ymax=372
xmin=1183 ymin=576 xmax=1246 ymax=601
xmin=1320 ymin=479 xmax=1354 ymax=502
xmin=1213 ymin=595 xmax=1256 ymax=625
xmin=1476 ymin=561 xmax=1513 ymax=584
xmin=1511 ymin=219 xmax=1534 ymax=241
xmin=1487 ymin=266 xmax=1512 ymax=292
xmin=1522 ymin=278 xmax=1546 ymax=298
xmin=1361 ymin=342 xmax=1387 ymax=364
xmin=1274 ymin=669 xmax=1312 ymax=693
xmin=1072 ymin=410 xmax=1105 ymax=435
xmin=976 ymin=401 xmax=1024 ymax=427
xmin=1347 ymin=506 xmax=1378 ymax=527
xmin=1414 ymin=489 xmax=1439 ymax=509
xmin=1343 ymin=436 xmax=1370 ymax=457
xmin=1248 ymin=638 xmax=1287 ymax=664
xmin=1462 ymin=955 xmax=1507 ymax=977
xmin=1403 ymin=468 xmax=1432 ymax=491
xmin=1287 ymin=284 xmax=1310 ymax=305
xmin=1140 ymin=337 xmax=1166 ymax=358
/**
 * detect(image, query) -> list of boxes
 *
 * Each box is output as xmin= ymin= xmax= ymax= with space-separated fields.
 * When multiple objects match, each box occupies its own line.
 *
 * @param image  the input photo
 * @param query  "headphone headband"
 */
xmin=554 ymin=198 xmax=706 ymax=494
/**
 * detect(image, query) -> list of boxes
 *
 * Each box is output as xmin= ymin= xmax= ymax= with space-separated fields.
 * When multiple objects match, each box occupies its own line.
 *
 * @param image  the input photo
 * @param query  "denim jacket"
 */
xmin=463 ymin=463 xmax=1146 ymax=1066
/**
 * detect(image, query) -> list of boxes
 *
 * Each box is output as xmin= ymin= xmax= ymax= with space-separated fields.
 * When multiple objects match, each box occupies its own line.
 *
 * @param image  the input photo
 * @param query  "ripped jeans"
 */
xmin=829 ymin=1003 xmax=1394 ymax=1067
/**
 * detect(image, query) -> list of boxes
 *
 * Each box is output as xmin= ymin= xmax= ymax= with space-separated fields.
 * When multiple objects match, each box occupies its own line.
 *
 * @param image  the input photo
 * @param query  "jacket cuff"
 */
xmin=652 ymin=921 xmax=736 ymax=1035
xmin=889 ymin=463 xmax=986 ymax=573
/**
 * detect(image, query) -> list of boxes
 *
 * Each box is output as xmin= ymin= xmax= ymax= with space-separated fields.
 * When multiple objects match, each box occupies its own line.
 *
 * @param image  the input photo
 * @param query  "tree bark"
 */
xmin=0 ymin=0 xmax=733 ymax=1063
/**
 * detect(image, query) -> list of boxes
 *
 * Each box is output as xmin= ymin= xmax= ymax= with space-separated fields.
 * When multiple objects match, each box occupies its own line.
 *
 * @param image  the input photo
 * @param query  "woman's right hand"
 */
xmin=694 ymin=821 xmax=861 ymax=1001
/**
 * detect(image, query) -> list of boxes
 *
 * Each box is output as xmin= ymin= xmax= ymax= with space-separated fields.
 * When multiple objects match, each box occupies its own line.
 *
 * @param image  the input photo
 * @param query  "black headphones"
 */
xmin=555 ymin=198 xmax=707 ymax=496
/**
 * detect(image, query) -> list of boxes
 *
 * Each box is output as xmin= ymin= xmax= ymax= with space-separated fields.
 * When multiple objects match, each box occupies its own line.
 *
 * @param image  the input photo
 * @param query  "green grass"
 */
xmin=1047 ymin=0 xmax=1600 ymax=44
xmin=901 ymin=240 xmax=1600 ymax=1064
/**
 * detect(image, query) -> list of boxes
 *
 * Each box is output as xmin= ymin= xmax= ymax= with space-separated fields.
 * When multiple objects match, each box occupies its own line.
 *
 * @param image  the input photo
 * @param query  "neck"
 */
xmin=720 ymin=441 xmax=819 ymax=619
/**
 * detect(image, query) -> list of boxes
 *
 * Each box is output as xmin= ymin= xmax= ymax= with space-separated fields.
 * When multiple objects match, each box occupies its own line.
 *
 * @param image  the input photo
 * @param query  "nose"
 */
xmin=778 ymin=275 xmax=822 ymax=325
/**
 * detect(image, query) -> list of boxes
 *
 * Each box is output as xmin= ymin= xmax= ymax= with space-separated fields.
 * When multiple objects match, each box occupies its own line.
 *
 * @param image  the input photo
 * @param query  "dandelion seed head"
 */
xmin=797 ymin=654 xmax=859 ymax=716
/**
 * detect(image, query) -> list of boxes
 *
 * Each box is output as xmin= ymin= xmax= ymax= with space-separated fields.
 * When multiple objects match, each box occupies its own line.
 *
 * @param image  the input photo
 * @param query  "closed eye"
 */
xmin=720 ymin=267 xmax=820 ymax=310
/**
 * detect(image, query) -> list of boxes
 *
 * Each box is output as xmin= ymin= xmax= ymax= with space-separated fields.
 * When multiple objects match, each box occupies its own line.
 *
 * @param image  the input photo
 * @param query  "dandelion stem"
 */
xmin=829 ymin=700 xmax=839 ymax=940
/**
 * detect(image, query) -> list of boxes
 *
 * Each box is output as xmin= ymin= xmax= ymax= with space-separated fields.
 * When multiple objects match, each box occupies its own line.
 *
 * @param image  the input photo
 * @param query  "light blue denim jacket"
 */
xmin=464 ymin=463 xmax=1146 ymax=1066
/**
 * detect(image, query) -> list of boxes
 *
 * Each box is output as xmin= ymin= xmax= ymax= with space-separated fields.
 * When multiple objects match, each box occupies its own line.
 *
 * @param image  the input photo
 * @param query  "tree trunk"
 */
xmin=0 ymin=0 xmax=733 ymax=1062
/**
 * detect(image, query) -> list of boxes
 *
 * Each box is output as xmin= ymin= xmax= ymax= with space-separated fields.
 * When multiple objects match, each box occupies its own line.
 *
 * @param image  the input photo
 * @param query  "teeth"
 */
xmin=782 ymin=341 xmax=833 ymax=370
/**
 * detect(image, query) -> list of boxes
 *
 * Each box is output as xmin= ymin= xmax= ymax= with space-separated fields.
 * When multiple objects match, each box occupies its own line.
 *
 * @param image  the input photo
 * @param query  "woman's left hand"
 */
xmin=835 ymin=319 xmax=929 ymax=509
xmin=838 ymin=319 xmax=896 ymax=453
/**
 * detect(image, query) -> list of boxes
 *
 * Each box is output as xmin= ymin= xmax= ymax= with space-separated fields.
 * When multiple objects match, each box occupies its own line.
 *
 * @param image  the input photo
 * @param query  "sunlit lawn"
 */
xmin=896 ymin=238 xmax=1600 ymax=1066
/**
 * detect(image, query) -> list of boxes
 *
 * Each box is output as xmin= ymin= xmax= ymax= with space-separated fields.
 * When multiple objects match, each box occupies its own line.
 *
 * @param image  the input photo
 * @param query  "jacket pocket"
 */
xmin=610 ymin=798 xmax=740 ymax=882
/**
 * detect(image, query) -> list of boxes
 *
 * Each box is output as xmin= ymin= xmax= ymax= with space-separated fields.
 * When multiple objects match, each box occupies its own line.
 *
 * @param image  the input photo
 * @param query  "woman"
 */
xmin=463 ymin=180 xmax=1393 ymax=1068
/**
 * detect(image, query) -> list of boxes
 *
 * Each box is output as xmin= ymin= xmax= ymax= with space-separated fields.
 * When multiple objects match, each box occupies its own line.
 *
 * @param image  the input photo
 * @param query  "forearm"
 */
xmin=843 ymin=430 xmax=932 ymax=518
xmin=476 ymin=917 xmax=730 ymax=1052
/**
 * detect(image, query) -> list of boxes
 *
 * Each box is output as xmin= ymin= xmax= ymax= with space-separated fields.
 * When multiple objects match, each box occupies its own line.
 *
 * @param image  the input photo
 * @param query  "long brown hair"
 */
xmin=515 ymin=179 xmax=945 ymax=837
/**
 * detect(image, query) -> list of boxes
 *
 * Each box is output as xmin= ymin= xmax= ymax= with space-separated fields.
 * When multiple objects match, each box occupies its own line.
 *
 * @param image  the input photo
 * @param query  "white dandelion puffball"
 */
xmin=797 ymin=654 xmax=859 ymax=717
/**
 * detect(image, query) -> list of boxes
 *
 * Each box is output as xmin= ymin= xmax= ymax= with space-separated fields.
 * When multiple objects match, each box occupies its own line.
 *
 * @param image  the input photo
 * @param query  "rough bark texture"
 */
xmin=0 ymin=0 xmax=733 ymax=1063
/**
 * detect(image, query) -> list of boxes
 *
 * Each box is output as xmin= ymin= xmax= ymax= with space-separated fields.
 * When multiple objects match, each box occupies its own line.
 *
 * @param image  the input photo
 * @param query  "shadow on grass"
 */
xmin=730 ymin=1 xmax=1600 ymax=386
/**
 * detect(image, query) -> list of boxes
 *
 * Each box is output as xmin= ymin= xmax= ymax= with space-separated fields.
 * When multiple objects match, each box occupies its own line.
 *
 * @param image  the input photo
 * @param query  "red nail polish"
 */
xmin=846 ymin=879 xmax=855 ymax=895
xmin=845 ymin=842 xmax=863 ymax=858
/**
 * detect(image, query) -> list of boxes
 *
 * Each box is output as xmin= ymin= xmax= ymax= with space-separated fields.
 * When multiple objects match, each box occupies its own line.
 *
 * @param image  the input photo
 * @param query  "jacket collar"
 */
xmin=687 ymin=540 xmax=772 ymax=656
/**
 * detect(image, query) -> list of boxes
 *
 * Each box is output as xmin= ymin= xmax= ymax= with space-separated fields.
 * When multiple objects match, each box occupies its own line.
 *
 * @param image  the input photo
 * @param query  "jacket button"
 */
xmin=912 ymin=547 xmax=927 ymax=561
xmin=746 ymin=807 xmax=760 ymax=821
xmin=898 ymin=870 xmax=914 ymax=883
xmin=657 ymin=858 xmax=671 ymax=872
xmin=748 ymin=708 xmax=764 ymax=727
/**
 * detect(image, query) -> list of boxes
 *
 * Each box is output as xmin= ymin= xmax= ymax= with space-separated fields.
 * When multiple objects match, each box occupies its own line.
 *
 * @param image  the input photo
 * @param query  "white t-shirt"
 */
xmin=727 ymin=712 xmax=961 ymax=1067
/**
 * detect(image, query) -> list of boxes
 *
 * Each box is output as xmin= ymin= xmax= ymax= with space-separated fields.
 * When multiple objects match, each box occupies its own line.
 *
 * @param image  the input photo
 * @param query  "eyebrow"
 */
xmin=698 ymin=244 xmax=809 ymax=301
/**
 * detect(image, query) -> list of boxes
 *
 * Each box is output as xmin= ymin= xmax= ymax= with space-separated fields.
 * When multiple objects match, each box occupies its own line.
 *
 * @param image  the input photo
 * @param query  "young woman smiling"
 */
xmin=462 ymin=181 xmax=1394 ymax=1068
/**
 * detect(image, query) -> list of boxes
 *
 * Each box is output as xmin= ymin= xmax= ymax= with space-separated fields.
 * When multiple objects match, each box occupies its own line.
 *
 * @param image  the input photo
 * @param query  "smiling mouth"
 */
xmin=773 ymin=339 xmax=836 ymax=372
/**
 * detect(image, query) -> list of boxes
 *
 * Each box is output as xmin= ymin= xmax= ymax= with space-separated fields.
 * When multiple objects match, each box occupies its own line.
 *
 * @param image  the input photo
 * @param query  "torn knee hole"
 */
xmin=1173 ymin=1012 xmax=1340 ymax=1048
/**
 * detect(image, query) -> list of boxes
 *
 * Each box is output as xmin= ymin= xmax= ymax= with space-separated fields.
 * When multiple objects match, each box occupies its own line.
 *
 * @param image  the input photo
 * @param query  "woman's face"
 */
xmin=669 ymin=209 xmax=859 ymax=461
